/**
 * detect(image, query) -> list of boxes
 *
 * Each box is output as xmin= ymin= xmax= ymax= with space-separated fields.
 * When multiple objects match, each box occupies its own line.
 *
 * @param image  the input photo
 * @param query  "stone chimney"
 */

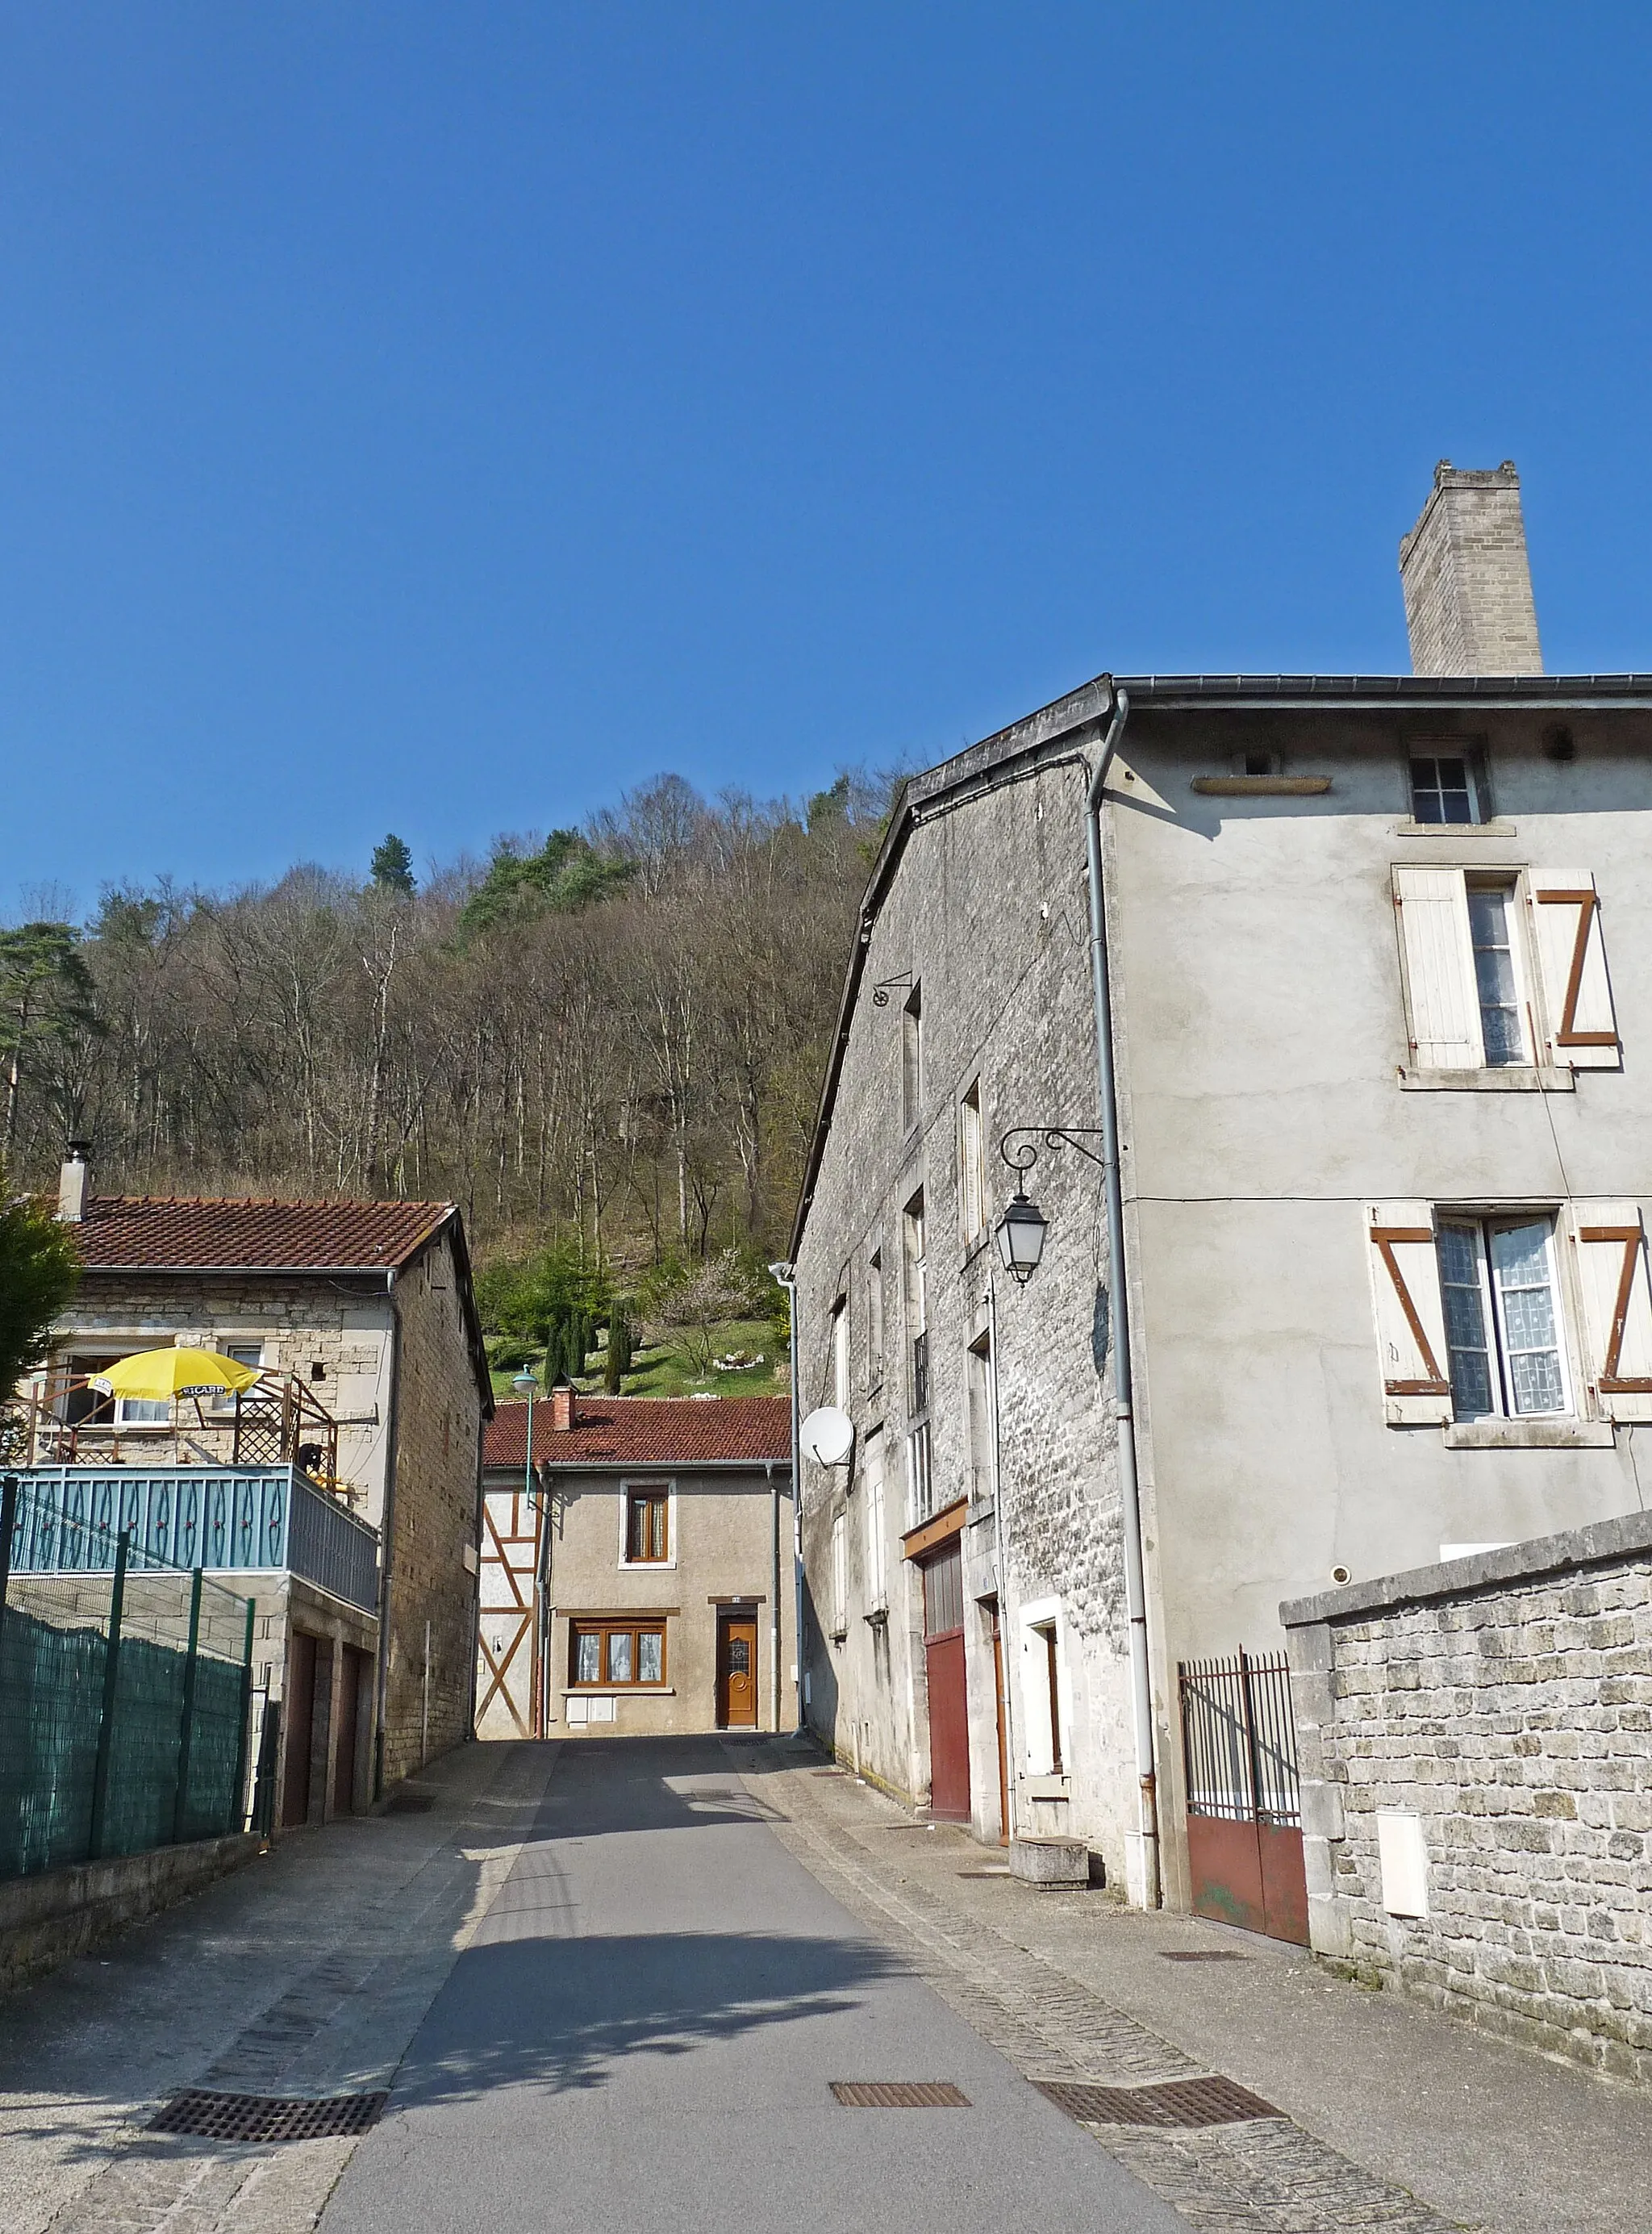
xmin=1399 ymin=461 xmax=1542 ymax=676
xmin=549 ymin=1380 xmax=576 ymax=1432
xmin=56 ymin=1139 xmax=92 ymax=1224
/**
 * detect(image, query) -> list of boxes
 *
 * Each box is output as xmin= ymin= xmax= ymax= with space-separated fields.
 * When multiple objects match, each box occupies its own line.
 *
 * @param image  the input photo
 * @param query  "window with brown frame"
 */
xmin=569 ymin=1619 xmax=666 ymax=1688
xmin=625 ymin=1485 xmax=670 ymax=1563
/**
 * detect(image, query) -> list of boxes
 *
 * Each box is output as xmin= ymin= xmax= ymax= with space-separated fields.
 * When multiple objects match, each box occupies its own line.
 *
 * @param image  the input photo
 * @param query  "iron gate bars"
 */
xmin=1178 ymin=1649 xmax=1301 ymax=1827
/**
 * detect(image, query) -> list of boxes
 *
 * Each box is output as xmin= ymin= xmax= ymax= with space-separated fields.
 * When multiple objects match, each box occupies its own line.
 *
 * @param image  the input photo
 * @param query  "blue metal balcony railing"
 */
xmin=6 ymin=1466 xmax=380 ymax=1615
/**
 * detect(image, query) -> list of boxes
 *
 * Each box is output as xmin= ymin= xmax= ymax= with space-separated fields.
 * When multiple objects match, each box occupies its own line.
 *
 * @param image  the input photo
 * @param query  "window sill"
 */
xmin=1393 ymin=819 xmax=1517 ymax=838
xmin=863 ymin=1604 xmax=889 ymax=1626
xmin=828 ymin=1626 xmax=849 ymax=1644
xmin=1443 ymin=1418 xmax=1614 ymax=1451
xmin=1021 ymin=1774 xmax=1071 ymax=1802
xmin=618 ymin=1561 xmax=678 ymax=1572
xmin=562 ymin=1686 xmax=675 ymax=1697
xmin=1398 ymin=1066 xmax=1575 ymax=1093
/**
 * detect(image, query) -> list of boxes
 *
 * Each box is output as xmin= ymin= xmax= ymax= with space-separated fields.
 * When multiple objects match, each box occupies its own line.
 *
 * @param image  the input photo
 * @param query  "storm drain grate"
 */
xmin=1160 ymin=1949 xmax=1251 ymax=1963
xmin=812 ymin=1768 xmax=848 ymax=1778
xmin=1036 ymin=2076 xmax=1280 ymax=2128
xmin=830 ymin=2082 xmax=970 ymax=2109
xmin=148 ymin=2090 xmax=390 ymax=2144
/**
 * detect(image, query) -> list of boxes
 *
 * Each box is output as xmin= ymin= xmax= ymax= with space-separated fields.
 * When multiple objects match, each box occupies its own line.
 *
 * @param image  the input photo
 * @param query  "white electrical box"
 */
xmin=1377 ymin=1809 xmax=1429 ymax=1917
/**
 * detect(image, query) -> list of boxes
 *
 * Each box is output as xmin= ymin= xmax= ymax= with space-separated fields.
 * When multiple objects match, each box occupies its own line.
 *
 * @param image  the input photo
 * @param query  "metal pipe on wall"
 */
xmin=1083 ymin=687 xmax=1162 ymax=1908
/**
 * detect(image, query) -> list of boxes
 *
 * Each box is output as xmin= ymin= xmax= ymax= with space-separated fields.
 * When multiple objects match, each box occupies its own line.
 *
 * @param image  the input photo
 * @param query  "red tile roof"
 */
xmin=70 ymin=1195 xmax=456 ymax=1273
xmin=486 ymin=1396 xmax=791 ymax=1470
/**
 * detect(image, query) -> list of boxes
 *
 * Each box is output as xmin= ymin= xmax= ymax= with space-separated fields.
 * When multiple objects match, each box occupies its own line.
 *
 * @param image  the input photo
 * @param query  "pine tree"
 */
xmin=369 ymin=834 xmax=415 ymax=895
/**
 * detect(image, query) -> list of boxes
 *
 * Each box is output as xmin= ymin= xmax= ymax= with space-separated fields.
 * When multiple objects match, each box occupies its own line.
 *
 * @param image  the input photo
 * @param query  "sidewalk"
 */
xmin=733 ymin=1736 xmax=1652 ymax=2234
xmin=0 ymin=1743 xmax=553 ymax=2234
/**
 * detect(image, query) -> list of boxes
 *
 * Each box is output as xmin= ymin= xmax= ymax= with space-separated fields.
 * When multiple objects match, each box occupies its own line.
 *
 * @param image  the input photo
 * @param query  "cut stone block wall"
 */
xmin=1283 ymin=1511 xmax=1652 ymax=2083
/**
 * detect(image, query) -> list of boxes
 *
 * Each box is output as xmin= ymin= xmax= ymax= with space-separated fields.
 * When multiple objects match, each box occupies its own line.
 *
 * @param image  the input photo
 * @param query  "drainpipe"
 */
xmin=986 ymin=1273 xmax=1018 ymax=1844
xmin=765 ymin=1459 xmax=782 ymax=1731
xmin=769 ymin=1261 xmax=806 ymax=1735
xmin=371 ymin=1268 xmax=403 ymax=1799
xmin=1084 ymin=687 xmax=1161 ymax=1909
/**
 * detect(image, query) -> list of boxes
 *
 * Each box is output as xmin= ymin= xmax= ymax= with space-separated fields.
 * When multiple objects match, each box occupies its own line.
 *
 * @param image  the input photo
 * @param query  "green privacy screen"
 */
xmin=0 ymin=1547 xmax=253 ymax=1881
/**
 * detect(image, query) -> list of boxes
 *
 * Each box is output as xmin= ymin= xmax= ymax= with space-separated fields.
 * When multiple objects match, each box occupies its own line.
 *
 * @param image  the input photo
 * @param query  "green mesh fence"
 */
xmin=0 ymin=1481 xmax=254 ymax=1881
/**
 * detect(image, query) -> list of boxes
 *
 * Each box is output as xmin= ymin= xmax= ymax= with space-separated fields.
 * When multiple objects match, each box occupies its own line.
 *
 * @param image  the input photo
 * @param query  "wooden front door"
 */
xmin=717 ymin=1615 xmax=758 ymax=1728
xmin=921 ymin=1543 xmax=970 ymax=1822
xmin=282 ymin=1630 xmax=318 ymax=1829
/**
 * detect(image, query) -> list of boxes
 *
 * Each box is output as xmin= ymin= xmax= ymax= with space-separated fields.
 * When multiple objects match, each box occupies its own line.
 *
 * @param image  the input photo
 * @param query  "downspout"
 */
xmin=1084 ymin=687 xmax=1161 ymax=1909
xmin=986 ymin=1273 xmax=1017 ymax=1843
xmin=770 ymin=1261 xmax=806 ymax=1736
xmin=766 ymin=1459 xmax=781 ymax=1731
xmin=372 ymin=1267 xmax=403 ymax=1799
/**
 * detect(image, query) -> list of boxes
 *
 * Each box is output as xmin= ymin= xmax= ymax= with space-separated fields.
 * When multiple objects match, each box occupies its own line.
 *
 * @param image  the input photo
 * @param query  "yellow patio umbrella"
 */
xmin=93 ymin=1347 xmax=265 ymax=1402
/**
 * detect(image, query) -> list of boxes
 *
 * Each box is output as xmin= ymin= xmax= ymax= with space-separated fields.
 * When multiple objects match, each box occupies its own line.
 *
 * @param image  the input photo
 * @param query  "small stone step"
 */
xmin=1008 ymin=1835 xmax=1089 ymax=1888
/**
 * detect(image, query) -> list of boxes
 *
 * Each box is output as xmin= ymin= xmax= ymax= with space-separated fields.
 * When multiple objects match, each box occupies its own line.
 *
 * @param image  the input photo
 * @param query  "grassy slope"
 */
xmin=487 ymin=1318 xmax=787 ymax=1405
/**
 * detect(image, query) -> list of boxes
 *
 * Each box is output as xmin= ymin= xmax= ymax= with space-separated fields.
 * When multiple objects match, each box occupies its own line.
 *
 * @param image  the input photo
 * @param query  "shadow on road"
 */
xmin=394 ymin=1930 xmax=903 ymax=2109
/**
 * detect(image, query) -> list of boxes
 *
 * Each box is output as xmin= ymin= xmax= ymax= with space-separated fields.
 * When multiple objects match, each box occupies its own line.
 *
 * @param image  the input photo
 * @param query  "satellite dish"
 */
xmin=799 ymin=1405 xmax=854 ymax=1467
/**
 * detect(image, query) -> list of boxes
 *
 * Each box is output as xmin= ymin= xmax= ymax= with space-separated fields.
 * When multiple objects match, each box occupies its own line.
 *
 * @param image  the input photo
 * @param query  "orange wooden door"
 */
xmin=718 ymin=1617 xmax=758 ymax=1727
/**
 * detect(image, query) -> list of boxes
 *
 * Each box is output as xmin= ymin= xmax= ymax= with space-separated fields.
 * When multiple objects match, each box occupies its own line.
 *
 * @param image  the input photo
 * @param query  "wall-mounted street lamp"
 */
xmin=993 ymin=1126 xmax=1108 ymax=1287
xmin=511 ymin=1369 xmax=539 ymax=1506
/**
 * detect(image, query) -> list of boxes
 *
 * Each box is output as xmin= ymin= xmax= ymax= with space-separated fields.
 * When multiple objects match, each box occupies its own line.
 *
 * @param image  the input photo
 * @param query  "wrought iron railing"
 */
xmin=7 ymin=1466 xmax=379 ymax=1615
xmin=1178 ymin=1648 xmax=1301 ymax=1827
xmin=1 ymin=1371 xmax=344 ymax=1491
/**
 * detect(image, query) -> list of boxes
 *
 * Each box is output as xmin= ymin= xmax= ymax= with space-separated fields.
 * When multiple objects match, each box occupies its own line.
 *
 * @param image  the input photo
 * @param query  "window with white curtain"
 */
xmin=1437 ymin=1216 xmax=1570 ymax=1419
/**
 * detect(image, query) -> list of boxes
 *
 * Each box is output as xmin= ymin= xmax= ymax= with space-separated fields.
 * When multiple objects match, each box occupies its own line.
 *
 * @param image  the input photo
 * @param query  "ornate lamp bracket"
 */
xmin=998 ymin=1125 xmax=1108 ymax=1177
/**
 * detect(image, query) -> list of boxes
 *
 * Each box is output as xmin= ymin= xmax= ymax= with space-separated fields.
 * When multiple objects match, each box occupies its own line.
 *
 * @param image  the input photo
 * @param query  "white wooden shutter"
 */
xmin=1530 ymin=871 xmax=1620 ymax=1068
xmin=1571 ymin=1202 xmax=1652 ymax=1421
xmin=1393 ymin=868 xmax=1482 ymax=1069
xmin=1366 ymin=1201 xmax=1453 ymax=1424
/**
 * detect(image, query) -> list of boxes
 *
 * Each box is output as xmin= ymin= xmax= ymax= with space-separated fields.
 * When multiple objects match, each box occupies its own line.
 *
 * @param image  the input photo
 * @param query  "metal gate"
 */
xmin=1178 ymin=1649 xmax=1308 ymax=1945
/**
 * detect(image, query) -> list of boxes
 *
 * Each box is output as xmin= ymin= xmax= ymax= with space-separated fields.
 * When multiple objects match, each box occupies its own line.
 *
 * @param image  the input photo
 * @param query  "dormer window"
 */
xmin=1409 ymin=754 xmax=1481 ymax=825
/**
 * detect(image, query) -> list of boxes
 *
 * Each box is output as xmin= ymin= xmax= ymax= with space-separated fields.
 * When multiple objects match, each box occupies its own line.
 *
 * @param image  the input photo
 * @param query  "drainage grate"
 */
xmin=830 ymin=2082 xmax=970 ymax=2109
xmin=956 ymin=1867 xmax=1012 ymax=1879
xmin=1036 ymin=2076 xmax=1279 ymax=2128
xmin=812 ymin=1768 xmax=848 ymax=1778
xmin=148 ymin=2090 xmax=390 ymax=2144
xmin=1160 ymin=1950 xmax=1251 ymax=1964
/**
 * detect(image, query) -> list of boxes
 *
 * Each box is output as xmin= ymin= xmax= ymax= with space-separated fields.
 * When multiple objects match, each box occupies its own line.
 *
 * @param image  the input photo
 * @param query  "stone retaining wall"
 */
xmin=0 ymin=1834 xmax=261 ymax=1993
xmin=1282 ymin=1511 xmax=1652 ymax=2084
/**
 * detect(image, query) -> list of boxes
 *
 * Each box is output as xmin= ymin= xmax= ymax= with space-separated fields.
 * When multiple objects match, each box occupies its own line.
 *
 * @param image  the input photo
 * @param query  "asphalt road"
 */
xmin=321 ymin=1736 xmax=1185 ymax=2234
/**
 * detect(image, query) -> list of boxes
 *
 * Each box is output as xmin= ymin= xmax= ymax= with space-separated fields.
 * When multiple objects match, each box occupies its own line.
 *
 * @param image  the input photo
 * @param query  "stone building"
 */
xmin=789 ymin=463 xmax=1652 ymax=1927
xmin=10 ymin=1159 xmax=491 ymax=1821
xmin=476 ymin=1393 xmax=793 ymax=1739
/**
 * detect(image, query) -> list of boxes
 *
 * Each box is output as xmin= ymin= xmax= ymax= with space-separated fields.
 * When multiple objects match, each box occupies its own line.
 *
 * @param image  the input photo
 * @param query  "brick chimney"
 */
xmin=549 ymin=1380 xmax=576 ymax=1432
xmin=1399 ymin=461 xmax=1542 ymax=676
xmin=56 ymin=1139 xmax=91 ymax=1224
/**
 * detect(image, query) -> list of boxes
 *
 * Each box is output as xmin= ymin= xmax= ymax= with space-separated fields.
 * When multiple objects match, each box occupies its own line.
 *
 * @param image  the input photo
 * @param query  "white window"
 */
xmin=905 ymin=1420 xmax=933 ymax=1526
xmin=115 ymin=1397 xmax=170 ymax=1426
xmin=830 ymin=1513 xmax=848 ymax=1639
xmin=1437 ymin=1217 xmax=1570 ymax=1419
xmin=209 ymin=1341 xmax=265 ymax=1413
xmin=1408 ymin=752 xmax=1483 ymax=825
xmin=966 ymin=1336 xmax=994 ymax=1505
xmin=1395 ymin=866 xmax=1619 ymax=1072
xmin=959 ymin=1080 xmax=985 ymax=1245
xmin=903 ymin=1192 xmax=928 ymax=1412
xmin=866 ymin=1248 xmax=884 ymax=1385
xmin=830 ymin=1298 xmax=849 ymax=1411
xmin=901 ymin=983 xmax=923 ymax=1131
xmin=862 ymin=1429 xmax=886 ymax=1614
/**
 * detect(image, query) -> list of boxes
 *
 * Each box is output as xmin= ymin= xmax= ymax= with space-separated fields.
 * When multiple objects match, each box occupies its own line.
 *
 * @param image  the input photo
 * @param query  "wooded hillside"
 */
xmin=1 ymin=772 xmax=889 ymax=1272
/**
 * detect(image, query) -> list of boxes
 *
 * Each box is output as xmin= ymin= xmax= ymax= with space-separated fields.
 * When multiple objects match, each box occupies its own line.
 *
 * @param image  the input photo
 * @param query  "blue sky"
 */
xmin=2 ymin=5 xmax=1650 ymax=917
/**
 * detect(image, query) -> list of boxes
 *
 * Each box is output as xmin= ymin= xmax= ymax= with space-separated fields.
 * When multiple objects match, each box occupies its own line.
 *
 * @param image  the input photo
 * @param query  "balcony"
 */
xmin=5 ymin=1464 xmax=380 ymax=1615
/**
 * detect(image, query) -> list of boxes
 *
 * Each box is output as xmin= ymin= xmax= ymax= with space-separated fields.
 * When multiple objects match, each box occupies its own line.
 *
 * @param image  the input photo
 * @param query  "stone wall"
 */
xmin=1283 ymin=1511 xmax=1652 ymax=2083
xmin=379 ymin=1234 xmax=486 ymax=1786
xmin=794 ymin=735 xmax=1139 ymax=1876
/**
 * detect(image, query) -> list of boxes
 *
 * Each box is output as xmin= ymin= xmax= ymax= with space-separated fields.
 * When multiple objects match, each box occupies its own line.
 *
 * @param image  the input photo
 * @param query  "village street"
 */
xmin=2 ymin=1735 xmax=1648 ymax=2234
